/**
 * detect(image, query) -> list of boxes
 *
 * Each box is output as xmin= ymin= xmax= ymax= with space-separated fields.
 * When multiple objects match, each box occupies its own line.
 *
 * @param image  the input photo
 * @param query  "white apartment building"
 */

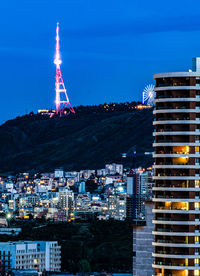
xmin=0 ymin=241 xmax=61 ymax=273
xmin=58 ymin=187 xmax=74 ymax=218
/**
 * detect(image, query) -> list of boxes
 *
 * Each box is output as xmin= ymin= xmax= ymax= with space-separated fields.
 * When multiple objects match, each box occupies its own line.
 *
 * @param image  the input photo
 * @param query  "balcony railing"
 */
xmin=156 ymin=228 xmax=172 ymax=232
xmin=155 ymin=185 xmax=187 ymax=188
xmin=155 ymin=250 xmax=188 ymax=255
xmin=155 ymin=207 xmax=188 ymax=211
xmin=155 ymin=106 xmax=189 ymax=110
xmin=156 ymin=173 xmax=188 ymax=177
xmin=157 ymin=95 xmax=189 ymax=99
xmin=157 ymin=239 xmax=187 ymax=244
xmin=156 ymin=163 xmax=189 ymax=166
xmin=154 ymin=261 xmax=187 ymax=266
xmin=157 ymin=83 xmax=189 ymax=87
xmin=155 ymin=195 xmax=189 ymax=199
xmin=155 ymin=129 xmax=190 ymax=132
xmin=156 ymin=117 xmax=190 ymax=121
xmin=156 ymin=217 xmax=188 ymax=222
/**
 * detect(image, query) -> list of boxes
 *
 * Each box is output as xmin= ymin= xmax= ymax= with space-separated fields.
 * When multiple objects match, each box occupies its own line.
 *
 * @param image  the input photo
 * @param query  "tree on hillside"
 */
xmin=85 ymin=174 xmax=98 ymax=193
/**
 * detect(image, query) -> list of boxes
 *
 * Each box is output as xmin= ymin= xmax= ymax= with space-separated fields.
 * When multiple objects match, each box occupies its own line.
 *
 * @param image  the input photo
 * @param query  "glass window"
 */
xmin=195 ymin=236 xmax=199 ymax=242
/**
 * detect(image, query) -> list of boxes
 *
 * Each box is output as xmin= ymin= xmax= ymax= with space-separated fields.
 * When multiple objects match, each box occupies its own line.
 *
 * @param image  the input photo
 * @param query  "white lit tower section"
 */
xmin=54 ymin=22 xmax=75 ymax=116
xmin=153 ymin=65 xmax=200 ymax=276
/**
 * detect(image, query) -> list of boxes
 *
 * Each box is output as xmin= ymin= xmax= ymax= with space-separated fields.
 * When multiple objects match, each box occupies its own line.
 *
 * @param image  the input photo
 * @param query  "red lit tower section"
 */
xmin=54 ymin=22 xmax=75 ymax=116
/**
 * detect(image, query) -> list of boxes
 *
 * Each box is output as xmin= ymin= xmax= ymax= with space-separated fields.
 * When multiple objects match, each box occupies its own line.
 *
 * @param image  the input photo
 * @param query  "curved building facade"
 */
xmin=153 ymin=69 xmax=200 ymax=276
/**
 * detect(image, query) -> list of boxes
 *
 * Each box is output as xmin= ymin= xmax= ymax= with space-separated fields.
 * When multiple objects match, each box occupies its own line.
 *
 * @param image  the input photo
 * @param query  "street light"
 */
xmin=6 ymin=213 xmax=11 ymax=219
xmin=6 ymin=213 xmax=12 ymax=228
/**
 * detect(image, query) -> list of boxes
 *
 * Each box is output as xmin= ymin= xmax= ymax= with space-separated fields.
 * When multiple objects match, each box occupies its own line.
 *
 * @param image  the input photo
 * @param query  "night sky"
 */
xmin=1 ymin=0 xmax=200 ymax=123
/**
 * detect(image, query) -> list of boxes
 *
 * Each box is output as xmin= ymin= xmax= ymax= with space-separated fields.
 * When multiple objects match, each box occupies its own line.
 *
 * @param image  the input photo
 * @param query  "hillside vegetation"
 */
xmin=0 ymin=104 xmax=153 ymax=174
xmin=1 ymin=220 xmax=132 ymax=273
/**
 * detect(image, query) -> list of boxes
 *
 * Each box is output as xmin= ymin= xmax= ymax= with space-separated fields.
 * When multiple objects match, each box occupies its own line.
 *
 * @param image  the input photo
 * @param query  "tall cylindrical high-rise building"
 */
xmin=153 ymin=58 xmax=200 ymax=276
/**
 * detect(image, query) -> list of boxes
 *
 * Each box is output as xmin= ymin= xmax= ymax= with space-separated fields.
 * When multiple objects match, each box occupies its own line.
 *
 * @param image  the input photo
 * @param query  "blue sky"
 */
xmin=1 ymin=0 xmax=200 ymax=122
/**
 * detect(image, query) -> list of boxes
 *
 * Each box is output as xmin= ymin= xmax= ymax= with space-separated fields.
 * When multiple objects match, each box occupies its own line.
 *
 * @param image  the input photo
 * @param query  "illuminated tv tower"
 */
xmin=54 ymin=22 xmax=75 ymax=115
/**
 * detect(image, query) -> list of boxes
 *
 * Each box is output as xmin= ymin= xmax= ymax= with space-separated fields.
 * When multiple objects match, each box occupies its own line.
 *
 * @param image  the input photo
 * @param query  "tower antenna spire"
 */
xmin=54 ymin=22 xmax=75 ymax=116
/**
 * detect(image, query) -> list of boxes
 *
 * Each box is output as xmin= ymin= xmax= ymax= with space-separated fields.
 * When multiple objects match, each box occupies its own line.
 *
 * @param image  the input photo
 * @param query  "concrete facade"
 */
xmin=133 ymin=202 xmax=154 ymax=276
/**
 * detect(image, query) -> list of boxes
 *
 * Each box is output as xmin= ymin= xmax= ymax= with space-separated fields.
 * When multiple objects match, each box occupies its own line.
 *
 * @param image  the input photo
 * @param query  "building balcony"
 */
xmin=152 ymin=209 xmax=200 ymax=214
xmin=152 ymin=241 xmax=200 ymax=247
xmin=153 ymin=231 xmax=200 ymax=236
xmin=154 ymin=86 xmax=200 ymax=92
xmin=154 ymin=71 xmax=200 ymax=79
xmin=153 ymin=153 xmax=200 ymax=158
xmin=156 ymin=238 xmax=188 ymax=244
xmin=156 ymin=216 xmax=189 ymax=221
xmin=152 ymin=263 xmax=200 ymax=270
xmin=153 ymin=131 xmax=199 ymax=136
xmin=153 ymin=120 xmax=200 ymax=126
xmin=155 ymin=106 xmax=189 ymax=109
xmin=156 ymin=82 xmax=190 ymax=87
xmin=153 ymin=187 xmax=200 ymax=192
xmin=153 ymin=253 xmax=199 ymax=258
xmin=153 ymin=176 xmax=200 ymax=180
xmin=153 ymin=165 xmax=198 ymax=169
xmin=153 ymin=142 xmax=200 ymax=147
xmin=153 ymin=198 xmax=200 ymax=202
xmin=155 ymin=97 xmax=200 ymax=103
xmin=153 ymin=220 xmax=200 ymax=225
xmin=153 ymin=109 xmax=200 ymax=114
xmin=156 ymin=95 xmax=189 ymax=98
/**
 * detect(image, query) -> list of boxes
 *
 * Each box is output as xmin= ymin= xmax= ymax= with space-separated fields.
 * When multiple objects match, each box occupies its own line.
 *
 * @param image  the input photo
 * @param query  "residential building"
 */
xmin=58 ymin=187 xmax=74 ymax=219
xmin=75 ymin=194 xmax=91 ymax=212
xmin=135 ymin=169 xmax=154 ymax=199
xmin=107 ymin=194 xmax=126 ymax=220
xmin=153 ymin=58 xmax=200 ymax=276
xmin=105 ymin=163 xmax=123 ymax=175
xmin=0 ymin=241 xmax=61 ymax=273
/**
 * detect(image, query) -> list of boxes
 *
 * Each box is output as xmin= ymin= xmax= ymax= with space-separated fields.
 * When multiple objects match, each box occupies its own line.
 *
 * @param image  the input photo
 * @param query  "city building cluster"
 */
xmin=0 ymin=164 xmax=153 ymax=224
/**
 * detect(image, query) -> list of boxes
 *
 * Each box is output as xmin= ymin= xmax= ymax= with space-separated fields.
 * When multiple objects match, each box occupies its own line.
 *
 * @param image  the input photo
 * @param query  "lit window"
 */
xmin=195 ymin=203 xmax=199 ymax=209
xmin=196 ymin=147 xmax=200 ymax=152
xmin=195 ymin=269 xmax=199 ymax=276
xmin=195 ymin=259 xmax=199 ymax=265
xmin=186 ymin=146 xmax=190 ymax=153
xmin=195 ymin=236 xmax=199 ymax=242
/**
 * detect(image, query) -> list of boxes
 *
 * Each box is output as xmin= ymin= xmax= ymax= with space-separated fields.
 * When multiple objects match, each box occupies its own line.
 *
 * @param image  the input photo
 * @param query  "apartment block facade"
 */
xmin=0 ymin=241 xmax=61 ymax=274
xmin=153 ymin=59 xmax=200 ymax=276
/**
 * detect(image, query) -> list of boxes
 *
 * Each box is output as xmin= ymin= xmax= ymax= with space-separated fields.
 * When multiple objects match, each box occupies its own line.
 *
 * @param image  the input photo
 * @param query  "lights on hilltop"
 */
xmin=135 ymin=104 xmax=152 ymax=110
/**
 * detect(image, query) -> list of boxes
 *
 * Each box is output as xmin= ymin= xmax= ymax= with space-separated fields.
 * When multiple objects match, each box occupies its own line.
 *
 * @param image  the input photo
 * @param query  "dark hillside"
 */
xmin=0 ymin=105 xmax=153 ymax=174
